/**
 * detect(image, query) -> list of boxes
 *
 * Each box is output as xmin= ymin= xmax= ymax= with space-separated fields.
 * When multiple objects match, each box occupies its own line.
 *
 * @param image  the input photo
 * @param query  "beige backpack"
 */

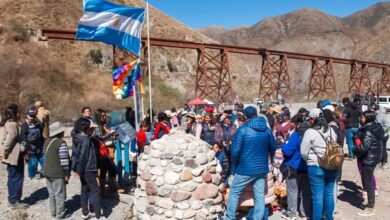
xmin=313 ymin=129 xmax=344 ymax=170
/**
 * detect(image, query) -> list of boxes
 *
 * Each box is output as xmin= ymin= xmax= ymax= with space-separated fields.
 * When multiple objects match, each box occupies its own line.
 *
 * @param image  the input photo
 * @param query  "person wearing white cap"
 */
xmin=42 ymin=122 xmax=70 ymax=219
xmin=300 ymin=108 xmax=338 ymax=220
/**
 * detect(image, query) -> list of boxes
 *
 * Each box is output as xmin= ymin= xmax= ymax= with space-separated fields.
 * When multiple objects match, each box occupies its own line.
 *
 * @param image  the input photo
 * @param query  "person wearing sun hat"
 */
xmin=42 ymin=122 xmax=70 ymax=219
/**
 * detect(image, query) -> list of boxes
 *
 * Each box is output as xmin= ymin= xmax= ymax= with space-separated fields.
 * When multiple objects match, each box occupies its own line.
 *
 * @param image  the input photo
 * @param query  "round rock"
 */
xmin=191 ymin=167 xmax=204 ymax=177
xmin=160 ymin=152 xmax=174 ymax=160
xmin=202 ymin=172 xmax=212 ymax=183
xmin=146 ymin=205 xmax=156 ymax=215
xmin=193 ymin=183 xmax=219 ymax=200
xmin=140 ymin=171 xmax=152 ymax=181
xmin=155 ymin=177 xmax=165 ymax=186
xmin=157 ymin=198 xmax=174 ymax=210
xmin=185 ymin=159 xmax=198 ymax=169
xmin=178 ymin=182 xmax=197 ymax=192
xmin=181 ymin=168 xmax=193 ymax=181
xmin=171 ymin=190 xmax=192 ymax=202
xmin=165 ymin=171 xmax=180 ymax=185
xmin=176 ymin=201 xmax=190 ymax=210
xmin=195 ymin=153 xmax=208 ymax=165
xmin=173 ymin=157 xmax=183 ymax=165
xmin=150 ymin=167 xmax=164 ymax=176
xmin=145 ymin=181 xmax=157 ymax=196
xmin=157 ymin=185 xmax=172 ymax=197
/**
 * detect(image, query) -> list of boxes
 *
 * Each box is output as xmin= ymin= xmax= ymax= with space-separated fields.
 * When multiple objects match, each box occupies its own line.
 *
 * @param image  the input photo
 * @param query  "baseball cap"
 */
xmin=260 ymin=102 xmax=270 ymax=112
xmin=322 ymin=100 xmax=331 ymax=108
xmin=309 ymin=108 xmax=323 ymax=119
xmin=25 ymin=105 xmax=37 ymax=117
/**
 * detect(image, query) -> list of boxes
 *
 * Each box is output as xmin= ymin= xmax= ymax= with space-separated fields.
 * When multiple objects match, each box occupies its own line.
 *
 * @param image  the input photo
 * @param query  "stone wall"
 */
xmin=135 ymin=129 xmax=224 ymax=220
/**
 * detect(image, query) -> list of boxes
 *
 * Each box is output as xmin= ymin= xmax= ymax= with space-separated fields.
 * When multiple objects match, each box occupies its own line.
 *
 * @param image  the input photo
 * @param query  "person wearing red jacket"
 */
xmin=137 ymin=121 xmax=150 ymax=154
xmin=154 ymin=112 xmax=171 ymax=140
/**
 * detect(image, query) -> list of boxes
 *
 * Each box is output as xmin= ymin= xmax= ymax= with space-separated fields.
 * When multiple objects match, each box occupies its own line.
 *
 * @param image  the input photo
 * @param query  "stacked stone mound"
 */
xmin=135 ymin=129 xmax=224 ymax=220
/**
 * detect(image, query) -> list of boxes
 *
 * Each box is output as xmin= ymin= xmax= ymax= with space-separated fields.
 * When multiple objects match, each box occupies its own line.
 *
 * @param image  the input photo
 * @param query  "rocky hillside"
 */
xmin=200 ymin=2 xmax=390 ymax=99
xmin=0 ymin=0 xmax=216 ymax=121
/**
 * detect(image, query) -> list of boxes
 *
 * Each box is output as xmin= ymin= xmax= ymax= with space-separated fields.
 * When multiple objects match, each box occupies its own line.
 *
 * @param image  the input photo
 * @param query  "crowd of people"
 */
xmin=0 ymin=95 xmax=389 ymax=219
xmin=140 ymin=97 xmax=387 ymax=219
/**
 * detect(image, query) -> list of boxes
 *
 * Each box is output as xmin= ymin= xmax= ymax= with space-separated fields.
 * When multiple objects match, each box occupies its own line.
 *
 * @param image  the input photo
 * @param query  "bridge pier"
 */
xmin=195 ymin=47 xmax=233 ymax=104
xmin=308 ymin=59 xmax=336 ymax=100
xmin=378 ymin=67 xmax=390 ymax=95
xmin=259 ymin=52 xmax=290 ymax=100
xmin=349 ymin=63 xmax=371 ymax=94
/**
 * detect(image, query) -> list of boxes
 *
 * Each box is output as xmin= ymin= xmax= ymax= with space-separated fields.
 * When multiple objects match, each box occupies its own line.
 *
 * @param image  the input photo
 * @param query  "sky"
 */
xmin=146 ymin=0 xmax=388 ymax=29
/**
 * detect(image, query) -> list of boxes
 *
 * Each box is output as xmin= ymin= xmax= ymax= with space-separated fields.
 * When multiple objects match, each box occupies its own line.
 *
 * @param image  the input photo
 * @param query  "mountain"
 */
xmin=200 ymin=3 xmax=390 ymax=99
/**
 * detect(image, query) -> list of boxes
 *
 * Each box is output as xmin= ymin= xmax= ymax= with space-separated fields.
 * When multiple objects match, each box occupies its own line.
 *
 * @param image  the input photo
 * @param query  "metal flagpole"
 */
xmin=147 ymin=2 xmax=153 ymax=126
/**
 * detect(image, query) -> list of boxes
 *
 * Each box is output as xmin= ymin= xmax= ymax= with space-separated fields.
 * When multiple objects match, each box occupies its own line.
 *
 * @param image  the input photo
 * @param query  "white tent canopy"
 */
xmin=203 ymin=98 xmax=214 ymax=105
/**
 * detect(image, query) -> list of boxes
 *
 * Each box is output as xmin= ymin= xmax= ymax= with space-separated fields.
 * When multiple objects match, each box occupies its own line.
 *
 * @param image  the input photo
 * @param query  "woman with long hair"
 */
xmin=93 ymin=109 xmax=122 ymax=196
xmin=301 ymin=108 xmax=338 ymax=220
xmin=353 ymin=110 xmax=384 ymax=216
xmin=0 ymin=104 xmax=28 ymax=209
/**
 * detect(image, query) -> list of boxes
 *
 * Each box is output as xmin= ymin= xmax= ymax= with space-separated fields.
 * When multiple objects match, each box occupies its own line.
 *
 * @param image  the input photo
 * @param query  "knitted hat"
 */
xmin=244 ymin=106 xmax=258 ymax=119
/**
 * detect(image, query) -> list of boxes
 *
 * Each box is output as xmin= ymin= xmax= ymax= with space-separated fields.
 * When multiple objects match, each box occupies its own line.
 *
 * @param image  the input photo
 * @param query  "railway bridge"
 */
xmin=41 ymin=29 xmax=390 ymax=103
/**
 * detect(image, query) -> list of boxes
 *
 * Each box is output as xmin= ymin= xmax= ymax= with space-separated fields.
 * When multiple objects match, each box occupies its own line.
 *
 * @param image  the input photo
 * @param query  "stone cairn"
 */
xmin=135 ymin=129 xmax=224 ymax=220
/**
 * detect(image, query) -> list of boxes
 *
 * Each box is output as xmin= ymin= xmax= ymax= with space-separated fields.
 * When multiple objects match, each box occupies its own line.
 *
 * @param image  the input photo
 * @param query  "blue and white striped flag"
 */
xmin=76 ymin=0 xmax=145 ymax=56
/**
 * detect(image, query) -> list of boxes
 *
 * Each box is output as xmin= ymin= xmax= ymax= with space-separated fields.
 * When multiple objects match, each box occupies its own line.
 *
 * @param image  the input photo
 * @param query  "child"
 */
xmin=137 ymin=121 xmax=150 ymax=155
xmin=154 ymin=112 xmax=171 ymax=140
xmin=212 ymin=142 xmax=229 ymax=187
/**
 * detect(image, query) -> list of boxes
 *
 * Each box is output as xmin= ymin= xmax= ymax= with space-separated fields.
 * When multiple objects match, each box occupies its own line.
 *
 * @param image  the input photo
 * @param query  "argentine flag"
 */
xmin=76 ymin=0 xmax=145 ymax=56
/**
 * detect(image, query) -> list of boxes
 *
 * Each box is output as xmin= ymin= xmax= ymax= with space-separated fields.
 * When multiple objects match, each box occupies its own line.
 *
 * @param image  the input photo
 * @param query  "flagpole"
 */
xmin=147 ymin=2 xmax=153 ymax=126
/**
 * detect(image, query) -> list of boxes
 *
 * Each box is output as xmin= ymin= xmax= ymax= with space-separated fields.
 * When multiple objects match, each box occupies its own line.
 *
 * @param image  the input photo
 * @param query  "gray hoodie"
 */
xmin=300 ymin=127 xmax=337 ymax=166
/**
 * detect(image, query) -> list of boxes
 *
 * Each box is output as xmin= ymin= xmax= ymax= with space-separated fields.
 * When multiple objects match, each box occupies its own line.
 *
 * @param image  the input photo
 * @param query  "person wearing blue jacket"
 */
xmin=226 ymin=107 xmax=277 ymax=220
xmin=281 ymin=115 xmax=311 ymax=220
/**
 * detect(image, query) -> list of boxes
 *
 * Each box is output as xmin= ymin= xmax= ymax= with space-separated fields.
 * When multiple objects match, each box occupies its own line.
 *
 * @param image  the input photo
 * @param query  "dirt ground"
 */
xmin=264 ymin=157 xmax=390 ymax=220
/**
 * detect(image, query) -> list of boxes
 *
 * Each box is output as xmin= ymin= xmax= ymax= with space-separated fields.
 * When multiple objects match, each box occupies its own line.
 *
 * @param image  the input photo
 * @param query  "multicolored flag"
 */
xmin=112 ymin=58 xmax=145 ymax=99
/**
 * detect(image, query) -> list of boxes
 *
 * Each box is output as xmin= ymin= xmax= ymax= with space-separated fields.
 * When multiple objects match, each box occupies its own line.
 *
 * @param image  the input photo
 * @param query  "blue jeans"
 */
xmin=308 ymin=166 xmax=337 ymax=220
xmin=28 ymin=152 xmax=45 ymax=178
xmin=247 ymin=204 xmax=270 ymax=220
xmin=226 ymin=173 xmax=266 ymax=220
xmin=7 ymin=154 xmax=25 ymax=204
xmin=346 ymin=128 xmax=358 ymax=158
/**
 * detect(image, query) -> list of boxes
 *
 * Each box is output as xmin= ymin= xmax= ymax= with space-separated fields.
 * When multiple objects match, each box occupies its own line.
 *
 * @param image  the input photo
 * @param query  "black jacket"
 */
xmin=354 ymin=122 xmax=384 ymax=166
xmin=71 ymin=132 xmax=98 ymax=174
xmin=21 ymin=120 xmax=44 ymax=153
xmin=343 ymin=102 xmax=360 ymax=129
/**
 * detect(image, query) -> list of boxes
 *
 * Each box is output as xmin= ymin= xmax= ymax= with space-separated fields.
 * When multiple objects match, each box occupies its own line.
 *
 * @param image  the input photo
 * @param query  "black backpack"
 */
xmin=27 ymin=124 xmax=43 ymax=145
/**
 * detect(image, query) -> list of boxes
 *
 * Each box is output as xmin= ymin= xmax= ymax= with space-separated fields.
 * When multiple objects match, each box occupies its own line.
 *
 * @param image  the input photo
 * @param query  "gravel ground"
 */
xmin=0 ymin=163 xmax=135 ymax=220
xmin=1 ymin=150 xmax=388 ymax=220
